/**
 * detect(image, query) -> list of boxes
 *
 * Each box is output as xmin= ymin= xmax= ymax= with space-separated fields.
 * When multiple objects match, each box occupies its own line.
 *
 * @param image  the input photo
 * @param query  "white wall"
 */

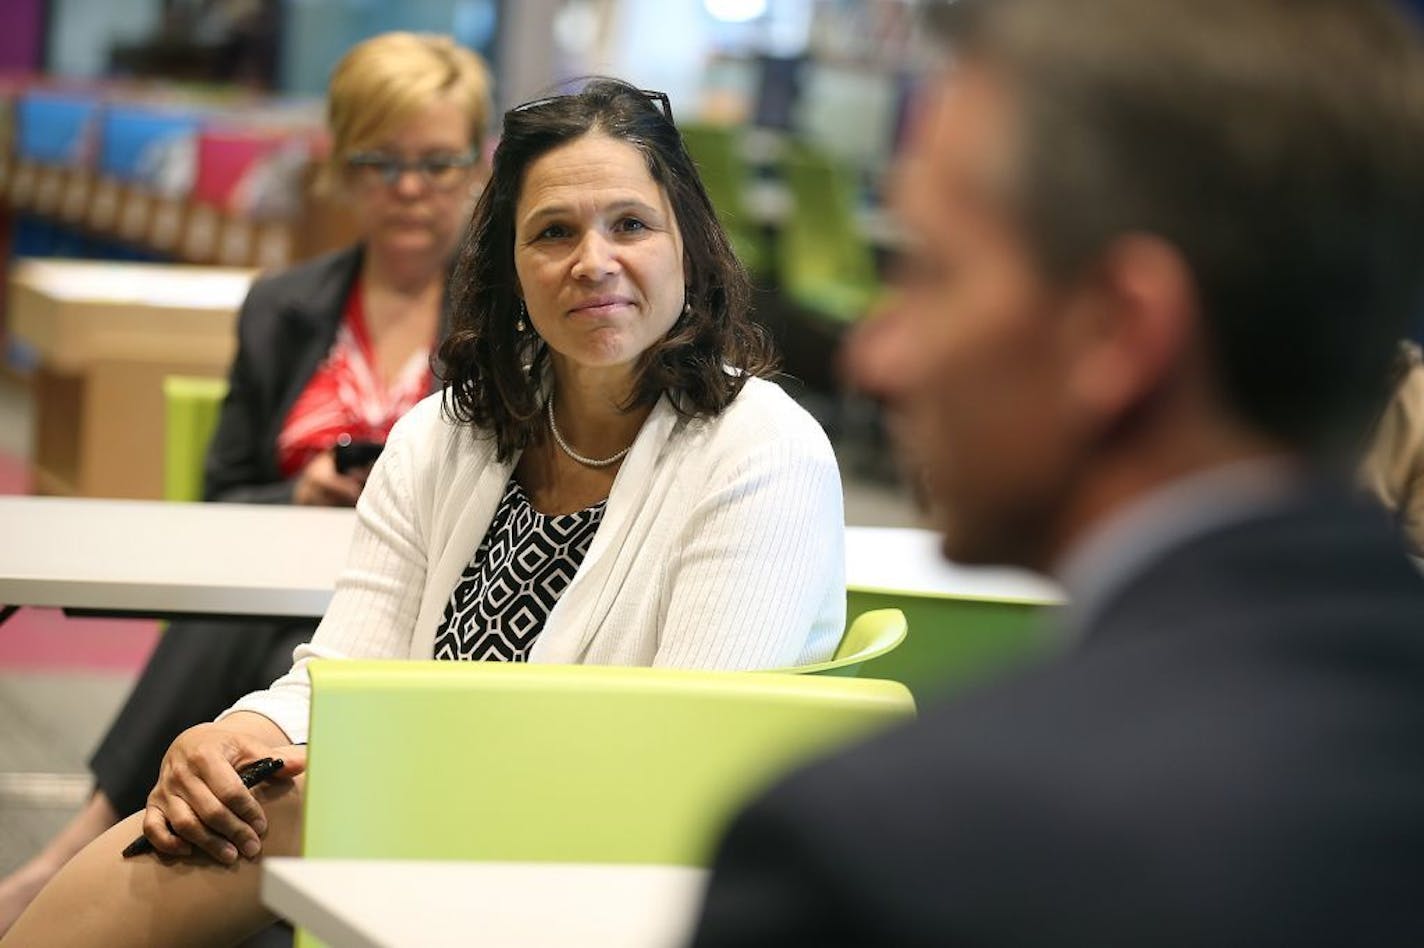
xmin=46 ymin=0 xmax=163 ymax=78
xmin=280 ymin=0 xmax=500 ymax=96
xmin=593 ymin=0 xmax=710 ymax=111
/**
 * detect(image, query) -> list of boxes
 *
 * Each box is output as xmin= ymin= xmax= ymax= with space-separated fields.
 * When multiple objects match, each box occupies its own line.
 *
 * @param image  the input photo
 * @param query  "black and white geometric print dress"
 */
xmin=432 ymin=477 xmax=606 ymax=662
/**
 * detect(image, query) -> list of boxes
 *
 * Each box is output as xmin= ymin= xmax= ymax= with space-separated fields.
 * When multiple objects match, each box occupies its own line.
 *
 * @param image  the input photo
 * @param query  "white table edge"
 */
xmin=261 ymin=858 xmax=710 ymax=948
xmin=0 ymin=577 xmax=335 ymax=618
xmin=264 ymin=858 xmax=388 ymax=948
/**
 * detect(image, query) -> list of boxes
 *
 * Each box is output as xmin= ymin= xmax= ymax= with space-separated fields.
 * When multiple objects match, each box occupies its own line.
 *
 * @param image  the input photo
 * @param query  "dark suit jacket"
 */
xmin=695 ymin=489 xmax=1424 ymax=946
xmin=203 ymin=245 xmax=451 ymax=503
xmin=203 ymin=246 xmax=363 ymax=503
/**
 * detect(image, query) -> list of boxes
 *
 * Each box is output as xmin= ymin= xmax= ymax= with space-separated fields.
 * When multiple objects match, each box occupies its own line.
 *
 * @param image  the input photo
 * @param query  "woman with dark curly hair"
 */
xmin=5 ymin=78 xmax=844 ymax=948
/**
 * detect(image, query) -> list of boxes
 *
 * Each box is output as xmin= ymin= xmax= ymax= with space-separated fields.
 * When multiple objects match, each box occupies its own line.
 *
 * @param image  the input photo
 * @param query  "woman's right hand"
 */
xmin=293 ymin=450 xmax=365 ymax=507
xmin=141 ymin=720 xmax=306 ymax=864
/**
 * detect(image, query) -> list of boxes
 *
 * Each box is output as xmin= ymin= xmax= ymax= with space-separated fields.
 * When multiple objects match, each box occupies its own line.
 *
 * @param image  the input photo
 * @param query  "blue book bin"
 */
xmin=99 ymin=107 xmax=200 ymax=184
xmin=16 ymin=93 xmax=100 ymax=165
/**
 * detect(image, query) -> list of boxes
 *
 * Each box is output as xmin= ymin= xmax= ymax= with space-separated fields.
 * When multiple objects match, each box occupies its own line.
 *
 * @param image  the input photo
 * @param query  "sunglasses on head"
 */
xmin=510 ymin=87 xmax=674 ymax=124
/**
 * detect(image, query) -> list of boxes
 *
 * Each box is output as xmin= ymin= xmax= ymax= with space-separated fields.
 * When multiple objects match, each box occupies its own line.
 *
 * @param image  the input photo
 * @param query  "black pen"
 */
xmin=121 ymin=757 xmax=285 ymax=859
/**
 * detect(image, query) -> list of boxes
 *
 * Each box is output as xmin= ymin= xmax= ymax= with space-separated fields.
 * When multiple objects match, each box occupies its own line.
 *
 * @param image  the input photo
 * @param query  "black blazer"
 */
xmin=202 ymin=246 xmax=451 ymax=503
xmin=695 ymin=489 xmax=1424 ymax=946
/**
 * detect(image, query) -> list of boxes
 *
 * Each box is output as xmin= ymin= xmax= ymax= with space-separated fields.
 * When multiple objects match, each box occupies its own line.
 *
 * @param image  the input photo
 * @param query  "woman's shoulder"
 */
xmin=688 ymin=376 xmax=835 ymax=459
xmin=242 ymin=246 xmax=362 ymax=313
xmin=385 ymin=390 xmax=499 ymax=472
xmin=722 ymin=376 xmax=830 ymax=435
xmin=388 ymin=390 xmax=464 ymax=446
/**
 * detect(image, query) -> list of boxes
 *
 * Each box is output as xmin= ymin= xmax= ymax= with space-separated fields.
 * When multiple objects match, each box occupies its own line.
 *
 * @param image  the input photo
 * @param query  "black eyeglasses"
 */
xmin=344 ymin=151 xmax=478 ymax=190
xmin=510 ymin=88 xmax=674 ymax=124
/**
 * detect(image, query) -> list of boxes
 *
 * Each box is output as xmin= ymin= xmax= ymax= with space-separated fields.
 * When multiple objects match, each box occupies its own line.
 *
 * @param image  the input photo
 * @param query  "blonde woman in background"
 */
xmin=1363 ymin=340 xmax=1424 ymax=556
xmin=0 ymin=31 xmax=490 ymax=936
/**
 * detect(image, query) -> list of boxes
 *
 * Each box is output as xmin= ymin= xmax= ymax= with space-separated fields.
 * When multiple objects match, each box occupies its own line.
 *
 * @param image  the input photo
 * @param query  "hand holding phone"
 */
xmin=334 ymin=433 xmax=383 ymax=474
xmin=294 ymin=450 xmax=363 ymax=506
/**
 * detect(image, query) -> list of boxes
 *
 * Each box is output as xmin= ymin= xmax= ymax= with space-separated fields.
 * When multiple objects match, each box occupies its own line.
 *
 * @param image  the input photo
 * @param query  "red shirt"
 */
xmin=276 ymin=282 xmax=433 ymax=478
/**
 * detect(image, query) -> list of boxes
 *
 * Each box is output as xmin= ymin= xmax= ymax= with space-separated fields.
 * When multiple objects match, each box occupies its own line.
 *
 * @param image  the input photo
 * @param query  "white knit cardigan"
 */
xmin=225 ymin=377 xmax=846 ymax=743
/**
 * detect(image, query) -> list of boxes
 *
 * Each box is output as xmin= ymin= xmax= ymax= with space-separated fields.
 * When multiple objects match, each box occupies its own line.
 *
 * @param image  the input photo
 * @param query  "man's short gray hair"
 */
xmin=932 ymin=0 xmax=1424 ymax=458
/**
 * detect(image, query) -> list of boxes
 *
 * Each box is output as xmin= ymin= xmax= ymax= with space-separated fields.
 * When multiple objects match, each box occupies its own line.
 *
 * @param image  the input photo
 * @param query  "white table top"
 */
xmin=9 ymin=257 xmax=258 ymax=371
xmin=845 ymin=526 xmax=1063 ymax=604
xmin=11 ymin=257 xmax=257 ymax=310
xmin=0 ymin=496 xmax=353 ymax=619
xmin=0 ymin=497 xmax=1057 ymax=620
xmin=262 ymin=858 xmax=708 ymax=948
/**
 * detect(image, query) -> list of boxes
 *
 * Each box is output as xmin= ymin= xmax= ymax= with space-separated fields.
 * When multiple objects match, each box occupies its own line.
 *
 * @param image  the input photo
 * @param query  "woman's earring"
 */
xmin=516 ymin=300 xmax=527 ymax=333
xmin=682 ymin=300 xmax=692 ymax=317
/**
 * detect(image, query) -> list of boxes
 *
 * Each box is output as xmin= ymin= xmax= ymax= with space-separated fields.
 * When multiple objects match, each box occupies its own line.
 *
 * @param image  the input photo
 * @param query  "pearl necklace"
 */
xmin=546 ymin=395 xmax=633 ymax=468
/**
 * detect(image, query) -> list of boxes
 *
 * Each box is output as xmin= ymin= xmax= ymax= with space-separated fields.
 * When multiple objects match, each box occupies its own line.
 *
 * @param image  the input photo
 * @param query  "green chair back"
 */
xmin=162 ymin=375 xmax=227 ymax=502
xmin=680 ymin=122 xmax=770 ymax=277
xmin=301 ymin=661 xmax=914 ymax=867
xmin=786 ymin=607 xmax=907 ymax=677
xmin=778 ymin=140 xmax=879 ymax=323
xmin=847 ymin=586 xmax=1061 ymax=704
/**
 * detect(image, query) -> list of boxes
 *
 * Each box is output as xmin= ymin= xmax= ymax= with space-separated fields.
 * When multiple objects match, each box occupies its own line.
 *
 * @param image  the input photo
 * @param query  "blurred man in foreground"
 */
xmin=695 ymin=0 xmax=1424 ymax=943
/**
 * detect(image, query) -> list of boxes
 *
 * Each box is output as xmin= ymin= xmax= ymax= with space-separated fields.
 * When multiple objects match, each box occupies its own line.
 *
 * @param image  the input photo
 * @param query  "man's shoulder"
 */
xmin=738 ymin=594 xmax=1424 ymax=935
xmin=814 ymin=493 xmax=1424 ymax=810
xmin=1093 ymin=485 xmax=1424 ymax=645
xmin=730 ymin=494 xmax=1424 ymax=938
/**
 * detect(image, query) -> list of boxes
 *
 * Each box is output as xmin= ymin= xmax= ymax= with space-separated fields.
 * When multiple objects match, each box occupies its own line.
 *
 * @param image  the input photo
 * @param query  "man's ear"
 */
xmin=1064 ymin=233 xmax=1198 ymax=427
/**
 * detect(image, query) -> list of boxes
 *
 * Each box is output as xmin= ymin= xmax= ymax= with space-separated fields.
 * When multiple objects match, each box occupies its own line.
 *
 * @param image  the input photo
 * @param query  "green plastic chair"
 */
xmin=162 ymin=375 xmax=228 ymax=502
xmin=847 ymin=586 xmax=1062 ymax=704
xmin=787 ymin=607 xmax=907 ymax=677
xmin=294 ymin=661 xmax=912 ymax=946
xmin=300 ymin=661 xmax=913 ymax=864
xmin=778 ymin=140 xmax=880 ymax=325
xmin=679 ymin=122 xmax=771 ymax=279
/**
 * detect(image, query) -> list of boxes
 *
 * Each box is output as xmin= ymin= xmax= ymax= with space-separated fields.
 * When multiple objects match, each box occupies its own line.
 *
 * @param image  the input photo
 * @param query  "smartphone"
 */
xmin=334 ymin=434 xmax=384 ymax=474
xmin=120 ymin=757 xmax=286 ymax=859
